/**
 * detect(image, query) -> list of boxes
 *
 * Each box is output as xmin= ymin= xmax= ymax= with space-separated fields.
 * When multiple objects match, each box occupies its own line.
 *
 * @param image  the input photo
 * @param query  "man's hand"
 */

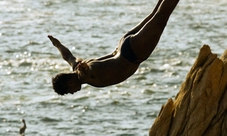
xmin=48 ymin=35 xmax=62 ymax=47
xmin=48 ymin=35 xmax=78 ymax=69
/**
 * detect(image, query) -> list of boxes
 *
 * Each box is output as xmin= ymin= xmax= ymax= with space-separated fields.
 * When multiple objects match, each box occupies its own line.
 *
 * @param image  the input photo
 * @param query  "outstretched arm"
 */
xmin=48 ymin=35 xmax=80 ymax=69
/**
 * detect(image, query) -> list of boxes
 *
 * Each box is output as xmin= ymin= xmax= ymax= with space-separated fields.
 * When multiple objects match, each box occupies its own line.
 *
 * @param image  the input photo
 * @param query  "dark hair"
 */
xmin=52 ymin=73 xmax=74 ymax=95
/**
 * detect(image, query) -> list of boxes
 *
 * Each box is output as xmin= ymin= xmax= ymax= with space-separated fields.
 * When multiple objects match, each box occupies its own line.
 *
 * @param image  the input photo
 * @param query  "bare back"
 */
xmin=76 ymin=51 xmax=140 ymax=87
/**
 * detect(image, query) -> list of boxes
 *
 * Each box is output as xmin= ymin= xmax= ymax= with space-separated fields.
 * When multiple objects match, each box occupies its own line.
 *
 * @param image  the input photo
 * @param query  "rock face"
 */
xmin=149 ymin=45 xmax=227 ymax=136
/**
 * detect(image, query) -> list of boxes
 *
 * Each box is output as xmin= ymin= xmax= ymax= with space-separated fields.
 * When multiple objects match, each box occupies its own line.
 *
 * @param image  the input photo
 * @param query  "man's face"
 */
xmin=66 ymin=75 xmax=82 ymax=94
xmin=67 ymin=82 xmax=81 ymax=94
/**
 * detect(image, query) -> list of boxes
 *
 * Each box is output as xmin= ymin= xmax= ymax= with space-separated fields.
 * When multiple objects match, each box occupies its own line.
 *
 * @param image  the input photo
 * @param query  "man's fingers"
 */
xmin=47 ymin=35 xmax=62 ymax=47
xmin=47 ymin=35 xmax=55 ymax=41
xmin=48 ymin=35 xmax=58 ymax=42
xmin=47 ymin=35 xmax=52 ymax=39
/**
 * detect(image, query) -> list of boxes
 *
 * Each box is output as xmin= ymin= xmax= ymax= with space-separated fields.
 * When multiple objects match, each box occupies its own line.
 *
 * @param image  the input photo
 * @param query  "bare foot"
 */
xmin=47 ymin=35 xmax=62 ymax=47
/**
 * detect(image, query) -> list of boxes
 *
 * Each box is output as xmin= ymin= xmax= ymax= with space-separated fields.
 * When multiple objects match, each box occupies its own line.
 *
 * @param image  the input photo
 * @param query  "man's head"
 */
xmin=52 ymin=72 xmax=82 ymax=95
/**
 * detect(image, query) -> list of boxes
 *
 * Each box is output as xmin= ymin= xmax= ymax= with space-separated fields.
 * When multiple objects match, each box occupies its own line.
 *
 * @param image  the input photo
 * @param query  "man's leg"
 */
xmin=130 ymin=0 xmax=179 ymax=60
xmin=124 ymin=0 xmax=163 ymax=38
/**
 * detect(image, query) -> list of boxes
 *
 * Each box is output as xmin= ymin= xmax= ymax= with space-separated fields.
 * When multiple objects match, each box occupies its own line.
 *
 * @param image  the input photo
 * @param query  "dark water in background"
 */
xmin=0 ymin=0 xmax=226 ymax=135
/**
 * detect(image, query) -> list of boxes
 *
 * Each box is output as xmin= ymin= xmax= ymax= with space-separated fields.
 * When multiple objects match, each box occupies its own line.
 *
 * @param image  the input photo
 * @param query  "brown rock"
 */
xmin=149 ymin=45 xmax=227 ymax=136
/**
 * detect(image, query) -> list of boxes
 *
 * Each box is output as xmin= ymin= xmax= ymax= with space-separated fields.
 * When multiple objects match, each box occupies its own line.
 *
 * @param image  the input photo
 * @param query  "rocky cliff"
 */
xmin=149 ymin=45 xmax=227 ymax=136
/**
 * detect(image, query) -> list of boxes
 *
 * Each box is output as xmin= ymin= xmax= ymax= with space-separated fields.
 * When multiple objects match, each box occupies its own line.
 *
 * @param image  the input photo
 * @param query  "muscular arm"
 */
xmin=48 ymin=35 xmax=80 ymax=69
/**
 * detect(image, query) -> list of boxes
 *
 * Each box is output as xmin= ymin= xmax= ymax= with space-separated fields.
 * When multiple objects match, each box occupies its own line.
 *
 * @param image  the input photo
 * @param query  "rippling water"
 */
xmin=0 ymin=0 xmax=226 ymax=135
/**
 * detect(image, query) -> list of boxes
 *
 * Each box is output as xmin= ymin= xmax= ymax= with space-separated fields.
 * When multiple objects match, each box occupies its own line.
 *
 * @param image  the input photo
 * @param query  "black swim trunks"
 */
xmin=121 ymin=36 xmax=143 ymax=63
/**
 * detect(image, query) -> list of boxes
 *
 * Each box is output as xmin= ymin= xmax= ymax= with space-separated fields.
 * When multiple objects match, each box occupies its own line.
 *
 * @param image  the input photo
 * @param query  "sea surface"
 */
xmin=0 ymin=0 xmax=227 ymax=135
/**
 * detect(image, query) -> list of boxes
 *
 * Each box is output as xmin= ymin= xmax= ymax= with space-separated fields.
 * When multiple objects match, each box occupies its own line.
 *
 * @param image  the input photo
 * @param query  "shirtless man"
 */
xmin=48 ymin=0 xmax=180 ymax=95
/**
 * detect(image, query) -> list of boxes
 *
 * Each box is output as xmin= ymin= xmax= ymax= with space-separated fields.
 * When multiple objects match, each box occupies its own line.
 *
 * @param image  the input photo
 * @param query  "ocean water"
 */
xmin=0 ymin=0 xmax=226 ymax=135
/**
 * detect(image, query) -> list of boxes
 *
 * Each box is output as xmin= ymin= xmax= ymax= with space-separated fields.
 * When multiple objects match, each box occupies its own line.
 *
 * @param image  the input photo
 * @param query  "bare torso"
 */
xmin=75 ymin=50 xmax=140 ymax=87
